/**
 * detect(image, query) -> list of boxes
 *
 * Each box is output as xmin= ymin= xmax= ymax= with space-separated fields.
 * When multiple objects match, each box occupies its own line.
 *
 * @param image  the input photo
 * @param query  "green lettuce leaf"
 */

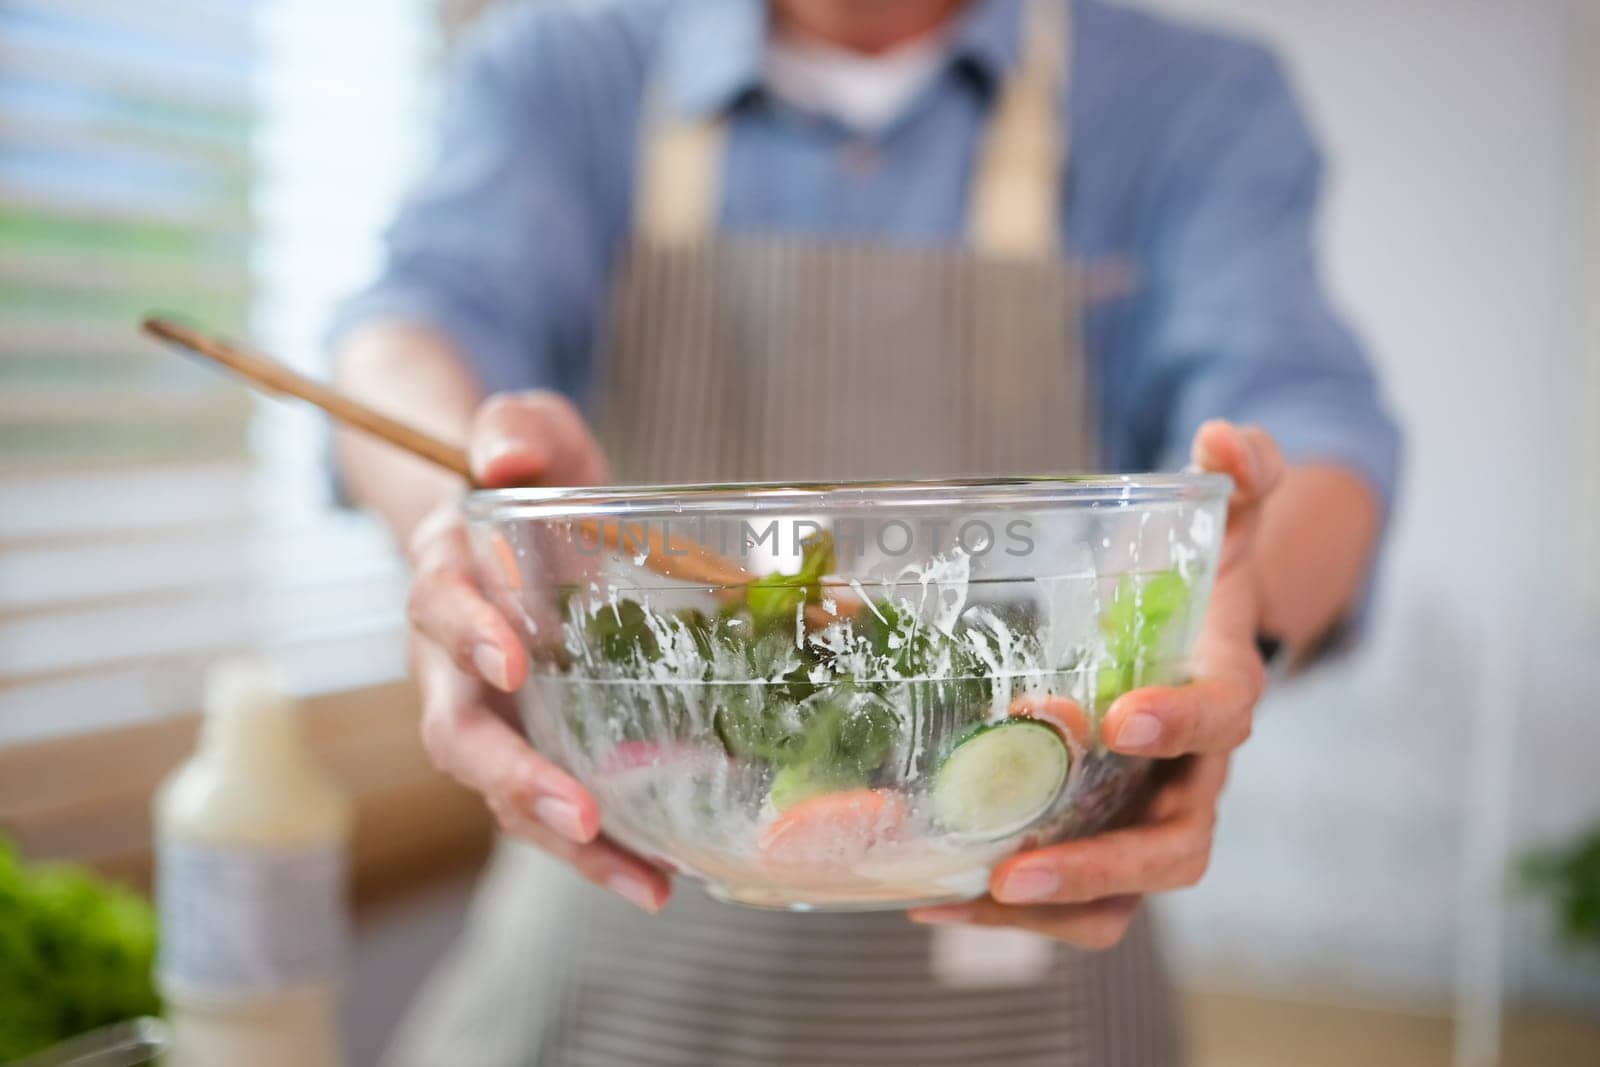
xmin=0 ymin=838 xmax=161 ymax=1062
xmin=1095 ymin=569 xmax=1191 ymax=709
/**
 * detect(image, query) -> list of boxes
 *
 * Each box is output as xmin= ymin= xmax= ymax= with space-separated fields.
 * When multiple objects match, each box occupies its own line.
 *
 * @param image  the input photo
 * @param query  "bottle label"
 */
xmin=158 ymin=840 xmax=347 ymax=996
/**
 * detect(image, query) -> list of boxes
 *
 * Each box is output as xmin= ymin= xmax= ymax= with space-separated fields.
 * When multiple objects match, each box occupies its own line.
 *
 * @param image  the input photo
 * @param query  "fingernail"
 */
xmin=607 ymin=872 xmax=662 ymax=913
xmin=996 ymin=866 xmax=1060 ymax=904
xmin=909 ymin=905 xmax=974 ymax=925
xmin=481 ymin=443 xmax=521 ymax=470
xmin=468 ymin=438 xmax=501 ymax=469
xmin=532 ymin=796 xmax=586 ymax=843
xmin=473 ymin=643 xmax=511 ymax=690
xmin=1113 ymin=712 xmax=1162 ymax=752
xmin=474 ymin=441 xmax=546 ymax=486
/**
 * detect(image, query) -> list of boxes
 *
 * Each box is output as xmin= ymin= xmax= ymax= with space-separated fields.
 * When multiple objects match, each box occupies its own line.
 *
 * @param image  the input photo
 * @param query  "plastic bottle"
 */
xmin=154 ymin=659 xmax=352 ymax=1067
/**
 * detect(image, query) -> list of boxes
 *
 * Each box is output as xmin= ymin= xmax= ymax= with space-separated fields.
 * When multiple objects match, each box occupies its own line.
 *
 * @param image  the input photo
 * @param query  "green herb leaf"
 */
xmin=764 ymin=690 xmax=899 ymax=810
xmin=746 ymin=531 xmax=835 ymax=629
xmin=859 ymin=599 xmax=991 ymax=714
xmin=0 ymin=837 xmax=161 ymax=1061
xmin=589 ymin=598 xmax=661 ymax=665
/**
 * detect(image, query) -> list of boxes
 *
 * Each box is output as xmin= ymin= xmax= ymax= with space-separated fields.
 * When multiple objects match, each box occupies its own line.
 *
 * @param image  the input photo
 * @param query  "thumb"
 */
xmin=1191 ymin=420 xmax=1284 ymax=514
xmin=468 ymin=391 xmax=610 ymax=489
xmin=1191 ymin=420 xmax=1284 ymax=574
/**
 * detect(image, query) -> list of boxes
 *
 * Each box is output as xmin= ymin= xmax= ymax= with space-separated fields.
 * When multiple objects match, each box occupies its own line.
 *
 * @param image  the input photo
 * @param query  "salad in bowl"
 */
xmin=465 ymin=476 xmax=1227 ymax=910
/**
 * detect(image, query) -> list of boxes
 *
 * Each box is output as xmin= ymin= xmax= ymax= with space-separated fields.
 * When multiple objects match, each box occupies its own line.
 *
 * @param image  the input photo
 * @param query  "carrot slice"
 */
xmin=759 ymin=788 xmax=909 ymax=869
xmin=487 ymin=530 xmax=522 ymax=590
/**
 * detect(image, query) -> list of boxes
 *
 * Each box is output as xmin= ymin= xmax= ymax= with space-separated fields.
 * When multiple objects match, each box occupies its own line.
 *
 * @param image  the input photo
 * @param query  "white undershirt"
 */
xmin=764 ymin=29 xmax=952 ymax=134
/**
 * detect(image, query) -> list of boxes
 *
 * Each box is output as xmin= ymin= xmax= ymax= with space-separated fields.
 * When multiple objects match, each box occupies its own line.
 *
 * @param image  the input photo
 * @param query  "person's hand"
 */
xmin=406 ymin=391 xmax=672 ymax=913
xmin=908 ymin=419 xmax=1284 ymax=946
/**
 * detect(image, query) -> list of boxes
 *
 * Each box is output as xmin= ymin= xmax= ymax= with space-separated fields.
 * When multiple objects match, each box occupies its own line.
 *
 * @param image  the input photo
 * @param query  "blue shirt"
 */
xmin=335 ymin=0 xmax=1400 ymax=507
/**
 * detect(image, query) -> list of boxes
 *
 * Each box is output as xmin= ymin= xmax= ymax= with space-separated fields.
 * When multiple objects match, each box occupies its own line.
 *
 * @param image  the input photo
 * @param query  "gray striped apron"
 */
xmin=388 ymin=2 xmax=1183 ymax=1063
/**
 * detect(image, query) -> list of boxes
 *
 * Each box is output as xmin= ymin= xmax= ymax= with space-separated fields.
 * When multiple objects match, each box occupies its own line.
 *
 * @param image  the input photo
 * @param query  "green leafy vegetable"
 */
xmin=0 ymin=838 xmax=160 ymax=1062
xmin=565 ymin=554 xmax=1193 ymax=813
xmin=1095 ymin=570 xmax=1191 ymax=709
xmin=713 ymin=685 xmax=791 ymax=762
xmin=1521 ymin=826 xmax=1600 ymax=958
xmin=857 ymin=598 xmax=991 ymax=712
xmin=766 ymin=691 xmax=899 ymax=810
xmin=589 ymin=597 xmax=661 ymax=664
xmin=746 ymin=530 xmax=836 ymax=629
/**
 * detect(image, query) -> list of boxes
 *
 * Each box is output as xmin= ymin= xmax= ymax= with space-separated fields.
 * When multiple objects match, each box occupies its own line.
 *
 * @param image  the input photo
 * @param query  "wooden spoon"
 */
xmin=140 ymin=316 xmax=761 ymax=590
xmin=141 ymin=317 xmax=861 ymax=628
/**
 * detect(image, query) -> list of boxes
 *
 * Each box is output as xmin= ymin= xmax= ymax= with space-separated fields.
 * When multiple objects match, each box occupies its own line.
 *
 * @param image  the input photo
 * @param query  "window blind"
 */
xmin=0 ymin=0 xmax=432 ymax=745
xmin=0 ymin=0 xmax=256 ymax=468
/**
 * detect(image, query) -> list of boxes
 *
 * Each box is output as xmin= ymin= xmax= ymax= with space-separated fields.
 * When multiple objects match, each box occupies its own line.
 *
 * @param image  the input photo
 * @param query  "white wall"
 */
xmin=1129 ymin=0 xmax=1600 ymax=1010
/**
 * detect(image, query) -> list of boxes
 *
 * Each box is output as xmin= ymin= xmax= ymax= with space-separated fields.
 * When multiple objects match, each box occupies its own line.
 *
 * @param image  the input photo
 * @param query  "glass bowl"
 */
xmin=463 ymin=475 xmax=1229 ymax=911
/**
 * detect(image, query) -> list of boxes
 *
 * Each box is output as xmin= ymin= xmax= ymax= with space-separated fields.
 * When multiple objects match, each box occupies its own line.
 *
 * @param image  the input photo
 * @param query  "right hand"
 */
xmin=406 ymin=391 xmax=671 ymax=913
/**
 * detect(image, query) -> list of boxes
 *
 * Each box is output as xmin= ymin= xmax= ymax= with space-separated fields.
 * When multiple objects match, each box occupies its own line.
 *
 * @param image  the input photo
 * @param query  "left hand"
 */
xmin=908 ymin=420 xmax=1284 ymax=947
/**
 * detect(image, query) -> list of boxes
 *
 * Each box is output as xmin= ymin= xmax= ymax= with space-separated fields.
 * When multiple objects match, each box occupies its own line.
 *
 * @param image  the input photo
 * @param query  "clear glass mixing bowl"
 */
xmin=463 ymin=475 xmax=1229 ymax=911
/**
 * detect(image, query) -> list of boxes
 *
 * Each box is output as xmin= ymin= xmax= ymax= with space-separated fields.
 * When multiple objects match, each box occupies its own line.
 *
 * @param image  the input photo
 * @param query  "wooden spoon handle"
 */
xmin=143 ymin=316 xmax=473 ymax=480
xmin=140 ymin=316 xmax=753 ymax=588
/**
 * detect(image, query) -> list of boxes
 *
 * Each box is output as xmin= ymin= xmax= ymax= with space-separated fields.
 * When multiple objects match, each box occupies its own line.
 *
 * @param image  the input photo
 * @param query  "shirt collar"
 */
xmin=656 ymin=0 xmax=1030 ymax=121
xmin=948 ymin=0 xmax=1028 ymax=93
xmin=657 ymin=0 xmax=768 ymax=120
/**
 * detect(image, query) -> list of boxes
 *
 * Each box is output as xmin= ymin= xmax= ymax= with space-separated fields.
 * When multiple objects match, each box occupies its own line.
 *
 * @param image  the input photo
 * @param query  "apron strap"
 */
xmin=633 ymin=0 xmax=1070 ymax=259
xmin=967 ymin=0 xmax=1068 ymax=259
xmin=634 ymin=102 xmax=728 ymax=247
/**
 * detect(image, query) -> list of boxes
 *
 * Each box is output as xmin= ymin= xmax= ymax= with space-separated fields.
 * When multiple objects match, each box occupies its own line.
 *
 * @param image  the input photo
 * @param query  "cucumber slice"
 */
xmin=932 ymin=720 xmax=1070 ymax=837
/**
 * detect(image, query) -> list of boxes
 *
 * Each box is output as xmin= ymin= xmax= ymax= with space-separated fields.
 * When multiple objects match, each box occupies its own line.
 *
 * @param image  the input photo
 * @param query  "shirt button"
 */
xmin=840 ymin=139 xmax=879 ymax=177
